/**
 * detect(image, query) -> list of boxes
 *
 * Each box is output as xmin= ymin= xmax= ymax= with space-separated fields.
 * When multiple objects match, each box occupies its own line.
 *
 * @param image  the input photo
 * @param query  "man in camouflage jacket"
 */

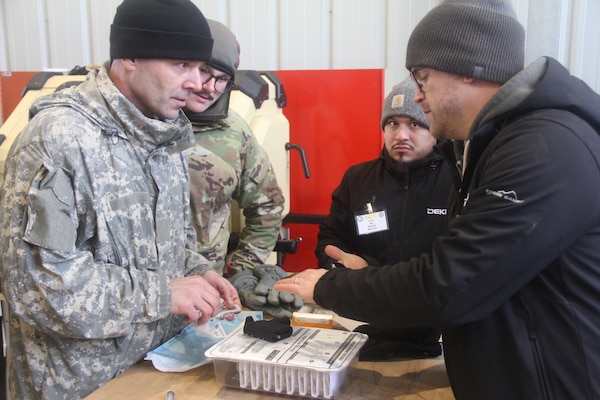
xmin=0 ymin=1 xmax=240 ymax=399
xmin=185 ymin=21 xmax=301 ymax=318
xmin=186 ymin=20 xmax=285 ymax=276
xmin=188 ymin=116 xmax=284 ymax=275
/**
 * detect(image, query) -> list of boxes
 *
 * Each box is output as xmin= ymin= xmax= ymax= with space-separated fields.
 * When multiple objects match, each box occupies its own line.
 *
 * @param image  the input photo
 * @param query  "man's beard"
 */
xmin=382 ymin=147 xmax=436 ymax=175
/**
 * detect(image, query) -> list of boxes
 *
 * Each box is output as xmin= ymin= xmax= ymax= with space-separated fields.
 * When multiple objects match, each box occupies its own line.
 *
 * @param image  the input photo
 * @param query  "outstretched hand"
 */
xmin=228 ymin=265 xmax=303 ymax=318
xmin=325 ymin=245 xmax=368 ymax=269
xmin=273 ymin=268 xmax=328 ymax=304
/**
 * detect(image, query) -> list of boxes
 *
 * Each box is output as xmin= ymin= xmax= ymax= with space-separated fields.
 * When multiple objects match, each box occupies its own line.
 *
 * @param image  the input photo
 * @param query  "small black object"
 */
xmin=243 ymin=316 xmax=292 ymax=342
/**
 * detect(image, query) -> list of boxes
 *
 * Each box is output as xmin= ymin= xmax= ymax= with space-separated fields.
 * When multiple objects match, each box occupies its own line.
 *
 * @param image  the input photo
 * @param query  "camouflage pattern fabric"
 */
xmin=188 ymin=110 xmax=284 ymax=275
xmin=0 ymin=63 xmax=210 ymax=400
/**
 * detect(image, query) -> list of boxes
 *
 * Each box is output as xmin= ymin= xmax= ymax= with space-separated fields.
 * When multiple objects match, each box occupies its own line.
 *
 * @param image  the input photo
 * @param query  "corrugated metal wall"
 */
xmin=0 ymin=0 xmax=599 ymax=91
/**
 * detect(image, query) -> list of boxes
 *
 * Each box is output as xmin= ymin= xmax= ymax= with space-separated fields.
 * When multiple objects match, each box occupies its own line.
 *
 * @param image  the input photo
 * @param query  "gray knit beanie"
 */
xmin=381 ymin=77 xmax=429 ymax=130
xmin=406 ymin=0 xmax=525 ymax=84
xmin=207 ymin=20 xmax=240 ymax=78
xmin=110 ymin=0 xmax=213 ymax=61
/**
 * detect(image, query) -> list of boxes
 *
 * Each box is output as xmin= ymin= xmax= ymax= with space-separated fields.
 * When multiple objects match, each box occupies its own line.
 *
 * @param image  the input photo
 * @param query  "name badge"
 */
xmin=355 ymin=209 xmax=389 ymax=235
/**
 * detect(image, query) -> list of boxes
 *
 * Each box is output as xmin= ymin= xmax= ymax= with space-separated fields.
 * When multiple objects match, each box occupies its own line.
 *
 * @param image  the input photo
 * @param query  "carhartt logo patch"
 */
xmin=391 ymin=94 xmax=405 ymax=109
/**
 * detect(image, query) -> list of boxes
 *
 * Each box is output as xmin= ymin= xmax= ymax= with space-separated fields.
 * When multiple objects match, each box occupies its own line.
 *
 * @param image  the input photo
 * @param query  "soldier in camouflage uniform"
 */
xmin=0 ymin=1 xmax=240 ymax=399
xmin=185 ymin=21 xmax=302 ymax=318
xmin=186 ymin=20 xmax=285 ymax=276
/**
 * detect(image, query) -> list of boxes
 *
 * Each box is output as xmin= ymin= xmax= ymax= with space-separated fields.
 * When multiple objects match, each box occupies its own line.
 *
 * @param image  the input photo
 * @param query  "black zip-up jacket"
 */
xmin=313 ymin=57 xmax=600 ymax=399
xmin=315 ymin=148 xmax=453 ymax=268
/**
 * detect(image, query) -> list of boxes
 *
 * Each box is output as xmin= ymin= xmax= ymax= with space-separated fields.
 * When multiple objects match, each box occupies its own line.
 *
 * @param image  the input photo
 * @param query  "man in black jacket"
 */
xmin=276 ymin=0 xmax=600 ymax=399
xmin=315 ymin=78 xmax=453 ymax=360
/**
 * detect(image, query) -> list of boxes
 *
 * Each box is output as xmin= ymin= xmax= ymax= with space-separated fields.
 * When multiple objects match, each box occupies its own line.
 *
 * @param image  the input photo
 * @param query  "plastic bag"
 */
xmin=146 ymin=310 xmax=263 ymax=372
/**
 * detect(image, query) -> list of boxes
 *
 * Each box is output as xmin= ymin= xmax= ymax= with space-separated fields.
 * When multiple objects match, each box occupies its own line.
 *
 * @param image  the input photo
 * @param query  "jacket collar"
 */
xmin=469 ymin=57 xmax=547 ymax=139
xmin=29 ymin=62 xmax=195 ymax=154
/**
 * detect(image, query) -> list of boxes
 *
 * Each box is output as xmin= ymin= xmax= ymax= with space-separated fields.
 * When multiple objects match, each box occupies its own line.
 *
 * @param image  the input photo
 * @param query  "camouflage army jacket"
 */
xmin=0 ymin=65 xmax=210 ymax=400
xmin=188 ymin=110 xmax=284 ymax=275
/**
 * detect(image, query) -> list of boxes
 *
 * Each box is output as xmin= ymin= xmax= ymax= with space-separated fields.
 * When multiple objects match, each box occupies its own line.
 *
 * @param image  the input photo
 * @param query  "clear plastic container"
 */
xmin=205 ymin=325 xmax=367 ymax=399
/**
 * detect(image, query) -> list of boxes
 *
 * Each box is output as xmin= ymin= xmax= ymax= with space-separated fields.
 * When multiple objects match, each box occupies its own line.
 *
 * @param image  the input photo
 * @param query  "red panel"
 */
xmin=276 ymin=69 xmax=385 ymax=271
xmin=280 ymin=224 xmax=320 ymax=273
xmin=1 ymin=71 xmax=38 ymax=123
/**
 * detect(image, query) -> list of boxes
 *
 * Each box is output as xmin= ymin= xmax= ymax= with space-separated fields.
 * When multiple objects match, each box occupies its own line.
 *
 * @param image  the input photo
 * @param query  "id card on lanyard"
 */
xmin=354 ymin=200 xmax=389 ymax=235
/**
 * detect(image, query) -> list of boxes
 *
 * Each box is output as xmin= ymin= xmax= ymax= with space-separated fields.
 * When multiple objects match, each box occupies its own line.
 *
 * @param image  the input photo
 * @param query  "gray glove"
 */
xmin=228 ymin=265 xmax=303 ymax=318
xmin=253 ymin=265 xmax=304 ymax=317
xmin=228 ymin=270 xmax=266 ymax=308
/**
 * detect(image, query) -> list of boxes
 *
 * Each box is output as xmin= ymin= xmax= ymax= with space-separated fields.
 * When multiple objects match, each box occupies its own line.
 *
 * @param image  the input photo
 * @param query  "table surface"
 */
xmin=84 ymin=355 xmax=455 ymax=400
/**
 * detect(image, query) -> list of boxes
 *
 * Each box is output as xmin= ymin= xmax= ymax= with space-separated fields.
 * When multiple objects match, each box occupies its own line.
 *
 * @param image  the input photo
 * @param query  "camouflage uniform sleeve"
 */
xmin=229 ymin=122 xmax=285 ymax=272
xmin=2 ymin=164 xmax=171 ymax=339
xmin=180 ymin=144 xmax=211 ymax=277
xmin=184 ymin=216 xmax=212 ymax=276
xmin=0 ymin=107 xmax=190 ymax=339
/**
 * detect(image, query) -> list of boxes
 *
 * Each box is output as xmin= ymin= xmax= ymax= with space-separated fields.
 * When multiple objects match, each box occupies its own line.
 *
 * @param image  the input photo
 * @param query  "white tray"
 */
xmin=205 ymin=324 xmax=367 ymax=398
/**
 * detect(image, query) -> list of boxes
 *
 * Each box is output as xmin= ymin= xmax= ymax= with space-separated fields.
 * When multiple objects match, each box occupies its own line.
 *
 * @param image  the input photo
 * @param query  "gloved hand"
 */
xmin=228 ymin=270 xmax=266 ymax=308
xmin=228 ymin=265 xmax=304 ymax=318
xmin=253 ymin=265 xmax=304 ymax=317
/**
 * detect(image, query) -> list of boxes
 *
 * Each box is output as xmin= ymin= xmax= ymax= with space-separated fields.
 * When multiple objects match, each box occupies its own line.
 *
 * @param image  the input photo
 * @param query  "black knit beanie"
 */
xmin=406 ymin=0 xmax=525 ymax=84
xmin=110 ymin=0 xmax=213 ymax=61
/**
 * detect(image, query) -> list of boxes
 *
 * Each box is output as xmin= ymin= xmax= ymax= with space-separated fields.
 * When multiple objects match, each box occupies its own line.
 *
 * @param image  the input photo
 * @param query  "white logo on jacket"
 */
xmin=427 ymin=208 xmax=447 ymax=215
xmin=485 ymin=189 xmax=524 ymax=204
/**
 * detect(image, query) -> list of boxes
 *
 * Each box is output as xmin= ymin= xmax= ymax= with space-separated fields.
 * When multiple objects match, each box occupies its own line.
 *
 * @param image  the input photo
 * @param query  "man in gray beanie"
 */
xmin=315 ymin=77 xmax=454 ymax=360
xmin=275 ymin=1 xmax=600 ymax=399
xmin=0 ymin=1 xmax=241 ymax=399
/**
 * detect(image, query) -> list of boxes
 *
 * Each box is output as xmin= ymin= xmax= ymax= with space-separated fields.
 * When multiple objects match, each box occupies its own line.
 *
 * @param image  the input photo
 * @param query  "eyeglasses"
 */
xmin=199 ymin=66 xmax=235 ymax=94
xmin=410 ymin=68 xmax=427 ymax=92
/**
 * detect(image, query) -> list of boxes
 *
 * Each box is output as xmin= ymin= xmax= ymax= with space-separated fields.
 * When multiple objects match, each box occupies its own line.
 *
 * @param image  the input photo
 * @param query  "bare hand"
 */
xmin=273 ymin=269 xmax=327 ymax=303
xmin=169 ymin=273 xmax=237 ymax=325
xmin=325 ymin=245 xmax=368 ymax=269
xmin=201 ymin=269 xmax=242 ymax=318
